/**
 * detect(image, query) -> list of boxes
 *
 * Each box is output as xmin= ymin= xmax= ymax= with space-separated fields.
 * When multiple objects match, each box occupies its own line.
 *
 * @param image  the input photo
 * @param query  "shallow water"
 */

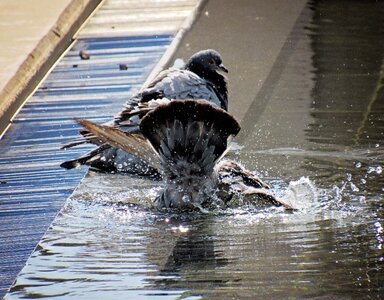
xmin=5 ymin=179 xmax=383 ymax=299
xmin=5 ymin=0 xmax=384 ymax=299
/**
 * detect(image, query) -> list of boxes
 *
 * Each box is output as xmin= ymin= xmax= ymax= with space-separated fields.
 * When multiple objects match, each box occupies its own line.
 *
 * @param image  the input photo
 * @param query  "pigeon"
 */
xmin=76 ymin=99 xmax=294 ymax=210
xmin=61 ymin=49 xmax=229 ymax=175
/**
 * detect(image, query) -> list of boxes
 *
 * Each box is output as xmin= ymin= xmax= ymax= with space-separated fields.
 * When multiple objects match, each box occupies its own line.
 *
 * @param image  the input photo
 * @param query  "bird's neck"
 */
xmin=207 ymin=74 xmax=228 ymax=111
xmin=185 ymin=64 xmax=228 ymax=110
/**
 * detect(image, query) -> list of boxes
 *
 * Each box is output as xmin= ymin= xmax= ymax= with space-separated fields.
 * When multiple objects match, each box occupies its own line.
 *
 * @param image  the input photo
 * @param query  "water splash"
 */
xmin=374 ymin=221 xmax=383 ymax=250
xmin=67 ymin=164 xmax=372 ymax=227
xmin=279 ymin=176 xmax=318 ymax=210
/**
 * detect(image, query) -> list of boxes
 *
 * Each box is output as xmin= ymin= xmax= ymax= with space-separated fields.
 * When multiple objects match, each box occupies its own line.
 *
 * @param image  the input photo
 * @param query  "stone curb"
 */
xmin=0 ymin=0 xmax=103 ymax=137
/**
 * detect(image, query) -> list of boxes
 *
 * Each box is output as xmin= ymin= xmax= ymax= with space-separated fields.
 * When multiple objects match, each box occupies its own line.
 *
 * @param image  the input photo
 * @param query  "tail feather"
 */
xmin=140 ymin=99 xmax=240 ymax=209
xmin=140 ymin=100 xmax=240 ymax=175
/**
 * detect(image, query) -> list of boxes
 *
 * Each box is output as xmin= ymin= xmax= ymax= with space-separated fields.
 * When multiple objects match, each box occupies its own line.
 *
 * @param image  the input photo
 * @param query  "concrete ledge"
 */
xmin=0 ymin=0 xmax=103 ymax=137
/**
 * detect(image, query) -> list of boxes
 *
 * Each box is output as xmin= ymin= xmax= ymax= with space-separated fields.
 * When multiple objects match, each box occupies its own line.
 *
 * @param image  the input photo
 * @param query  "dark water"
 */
xmin=5 ymin=1 xmax=384 ymax=299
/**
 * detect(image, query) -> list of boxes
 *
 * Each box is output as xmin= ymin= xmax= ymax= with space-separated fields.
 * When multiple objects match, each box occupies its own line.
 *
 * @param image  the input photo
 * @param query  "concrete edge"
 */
xmin=0 ymin=0 xmax=103 ymax=138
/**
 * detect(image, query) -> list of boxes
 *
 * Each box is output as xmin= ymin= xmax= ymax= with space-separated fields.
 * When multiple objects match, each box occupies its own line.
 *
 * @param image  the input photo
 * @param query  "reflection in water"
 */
xmin=159 ymin=223 xmax=227 ymax=274
xmin=308 ymin=0 xmax=384 ymax=148
xmin=5 ymin=0 xmax=384 ymax=299
xmin=145 ymin=217 xmax=229 ymax=293
xmin=305 ymin=0 xmax=384 ymax=208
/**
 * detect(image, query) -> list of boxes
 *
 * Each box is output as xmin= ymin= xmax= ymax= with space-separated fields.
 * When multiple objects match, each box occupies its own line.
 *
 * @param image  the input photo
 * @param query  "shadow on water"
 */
xmin=5 ymin=0 xmax=384 ymax=299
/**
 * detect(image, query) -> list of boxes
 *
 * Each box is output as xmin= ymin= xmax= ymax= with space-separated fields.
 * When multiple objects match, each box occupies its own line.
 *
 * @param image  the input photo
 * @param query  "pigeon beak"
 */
xmin=219 ymin=63 xmax=228 ymax=73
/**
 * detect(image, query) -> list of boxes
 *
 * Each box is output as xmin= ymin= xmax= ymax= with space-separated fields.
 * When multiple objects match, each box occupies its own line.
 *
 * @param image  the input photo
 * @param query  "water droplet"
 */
xmin=354 ymin=161 xmax=362 ymax=168
xmin=350 ymin=182 xmax=359 ymax=192
xmin=374 ymin=222 xmax=383 ymax=250
xmin=171 ymin=225 xmax=189 ymax=233
xmin=375 ymin=143 xmax=380 ymax=148
xmin=367 ymin=166 xmax=375 ymax=174
xmin=368 ymin=165 xmax=382 ymax=174
xmin=360 ymin=178 xmax=366 ymax=184
xmin=375 ymin=222 xmax=383 ymax=233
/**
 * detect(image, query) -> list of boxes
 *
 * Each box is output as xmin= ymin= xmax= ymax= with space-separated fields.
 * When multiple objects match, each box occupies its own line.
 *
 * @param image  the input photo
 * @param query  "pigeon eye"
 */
xmin=208 ymin=59 xmax=215 ymax=65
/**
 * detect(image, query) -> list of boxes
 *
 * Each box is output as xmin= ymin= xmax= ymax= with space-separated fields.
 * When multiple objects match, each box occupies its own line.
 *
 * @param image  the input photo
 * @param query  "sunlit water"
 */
xmin=6 ymin=167 xmax=383 ymax=299
xmin=5 ymin=0 xmax=384 ymax=299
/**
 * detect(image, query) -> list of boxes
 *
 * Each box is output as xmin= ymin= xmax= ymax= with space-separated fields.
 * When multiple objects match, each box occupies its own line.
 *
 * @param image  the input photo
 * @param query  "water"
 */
xmin=5 ymin=181 xmax=382 ymax=299
xmin=5 ymin=0 xmax=384 ymax=299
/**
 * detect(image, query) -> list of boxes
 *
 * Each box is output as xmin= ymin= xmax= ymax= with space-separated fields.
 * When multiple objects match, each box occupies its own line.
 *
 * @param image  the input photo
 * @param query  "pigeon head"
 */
xmin=185 ymin=49 xmax=228 ymax=110
xmin=185 ymin=49 xmax=228 ymax=79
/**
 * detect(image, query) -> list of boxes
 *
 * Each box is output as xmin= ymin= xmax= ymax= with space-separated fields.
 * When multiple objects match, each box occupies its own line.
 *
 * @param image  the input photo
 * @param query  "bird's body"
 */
xmin=61 ymin=49 xmax=228 ymax=174
xmin=77 ymin=100 xmax=294 ymax=210
xmin=61 ymin=49 xmax=293 ymax=210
